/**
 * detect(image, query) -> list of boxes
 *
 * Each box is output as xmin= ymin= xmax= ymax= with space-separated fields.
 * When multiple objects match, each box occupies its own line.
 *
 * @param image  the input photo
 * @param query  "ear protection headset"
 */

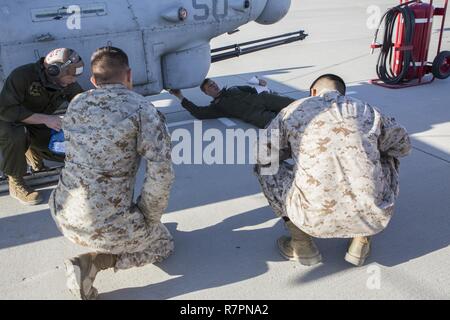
xmin=46 ymin=51 xmax=83 ymax=77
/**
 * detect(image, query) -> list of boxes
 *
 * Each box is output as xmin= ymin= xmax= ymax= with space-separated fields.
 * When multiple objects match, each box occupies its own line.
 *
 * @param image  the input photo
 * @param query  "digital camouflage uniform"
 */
xmin=256 ymin=90 xmax=412 ymax=238
xmin=0 ymin=58 xmax=83 ymax=176
xmin=49 ymin=84 xmax=174 ymax=270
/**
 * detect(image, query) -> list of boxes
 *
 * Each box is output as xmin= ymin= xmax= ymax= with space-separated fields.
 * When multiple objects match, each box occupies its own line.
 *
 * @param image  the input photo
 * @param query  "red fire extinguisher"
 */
xmin=394 ymin=2 xmax=434 ymax=80
xmin=371 ymin=0 xmax=449 ymax=88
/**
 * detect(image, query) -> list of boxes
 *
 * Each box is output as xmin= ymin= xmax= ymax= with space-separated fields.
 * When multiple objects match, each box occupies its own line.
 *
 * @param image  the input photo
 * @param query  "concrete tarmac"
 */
xmin=0 ymin=0 xmax=449 ymax=299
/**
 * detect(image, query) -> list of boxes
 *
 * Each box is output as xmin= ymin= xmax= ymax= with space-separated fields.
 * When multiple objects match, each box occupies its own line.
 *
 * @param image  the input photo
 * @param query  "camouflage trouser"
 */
xmin=113 ymin=222 xmax=174 ymax=271
xmin=49 ymin=191 xmax=174 ymax=272
xmin=254 ymin=161 xmax=294 ymax=218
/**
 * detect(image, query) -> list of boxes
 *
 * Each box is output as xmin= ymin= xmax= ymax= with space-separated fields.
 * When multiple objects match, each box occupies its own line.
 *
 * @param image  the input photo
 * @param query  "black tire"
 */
xmin=432 ymin=51 xmax=450 ymax=80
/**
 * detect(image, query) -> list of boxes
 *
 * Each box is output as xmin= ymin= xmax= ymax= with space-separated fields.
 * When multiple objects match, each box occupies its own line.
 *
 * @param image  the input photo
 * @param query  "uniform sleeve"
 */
xmin=181 ymin=98 xmax=225 ymax=119
xmin=378 ymin=114 xmax=412 ymax=158
xmin=136 ymin=105 xmax=174 ymax=223
xmin=0 ymin=73 xmax=34 ymax=122
xmin=257 ymin=110 xmax=291 ymax=167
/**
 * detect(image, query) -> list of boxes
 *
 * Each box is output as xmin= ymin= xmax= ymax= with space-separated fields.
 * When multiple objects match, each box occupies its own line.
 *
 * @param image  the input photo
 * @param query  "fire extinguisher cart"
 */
xmin=370 ymin=0 xmax=449 ymax=88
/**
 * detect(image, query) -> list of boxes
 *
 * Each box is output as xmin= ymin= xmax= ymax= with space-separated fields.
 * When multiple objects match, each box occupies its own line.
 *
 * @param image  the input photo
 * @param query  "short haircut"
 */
xmin=200 ymin=78 xmax=211 ymax=93
xmin=90 ymin=46 xmax=130 ymax=84
xmin=310 ymin=74 xmax=346 ymax=95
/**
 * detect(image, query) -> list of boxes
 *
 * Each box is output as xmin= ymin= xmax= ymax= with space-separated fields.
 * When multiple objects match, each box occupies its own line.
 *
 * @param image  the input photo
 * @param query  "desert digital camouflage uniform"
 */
xmin=49 ymin=84 xmax=174 ymax=270
xmin=256 ymin=90 xmax=411 ymax=238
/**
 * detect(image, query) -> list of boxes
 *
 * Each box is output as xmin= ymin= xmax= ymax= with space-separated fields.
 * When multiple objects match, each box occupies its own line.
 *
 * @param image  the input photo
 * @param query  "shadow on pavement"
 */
xmin=101 ymin=207 xmax=285 ymax=299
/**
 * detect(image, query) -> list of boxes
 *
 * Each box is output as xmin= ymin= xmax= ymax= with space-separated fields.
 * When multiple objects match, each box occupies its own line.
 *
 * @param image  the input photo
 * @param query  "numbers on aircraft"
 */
xmin=193 ymin=0 xmax=228 ymax=21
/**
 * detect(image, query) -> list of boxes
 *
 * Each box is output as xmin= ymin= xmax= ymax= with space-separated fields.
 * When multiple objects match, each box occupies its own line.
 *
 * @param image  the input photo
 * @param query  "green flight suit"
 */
xmin=181 ymin=86 xmax=295 ymax=128
xmin=0 ymin=58 xmax=83 ymax=177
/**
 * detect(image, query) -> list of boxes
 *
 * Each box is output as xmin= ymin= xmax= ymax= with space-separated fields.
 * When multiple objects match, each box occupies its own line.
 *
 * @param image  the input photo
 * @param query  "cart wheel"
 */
xmin=432 ymin=51 xmax=450 ymax=79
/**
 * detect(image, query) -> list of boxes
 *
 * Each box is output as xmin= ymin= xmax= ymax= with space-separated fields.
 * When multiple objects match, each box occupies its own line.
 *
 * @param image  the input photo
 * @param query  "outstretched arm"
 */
xmin=169 ymin=89 xmax=225 ymax=120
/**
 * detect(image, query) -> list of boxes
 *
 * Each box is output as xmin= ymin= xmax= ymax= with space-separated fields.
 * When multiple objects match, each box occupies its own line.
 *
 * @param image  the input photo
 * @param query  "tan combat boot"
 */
xmin=277 ymin=220 xmax=322 ymax=266
xmin=8 ymin=176 xmax=43 ymax=205
xmin=64 ymin=253 xmax=116 ymax=300
xmin=345 ymin=236 xmax=371 ymax=267
xmin=25 ymin=148 xmax=45 ymax=172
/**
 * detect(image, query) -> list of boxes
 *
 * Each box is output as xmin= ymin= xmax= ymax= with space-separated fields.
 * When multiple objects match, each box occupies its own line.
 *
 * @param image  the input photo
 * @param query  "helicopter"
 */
xmin=0 ymin=0 xmax=308 ymax=192
xmin=0 ymin=0 xmax=306 ymax=95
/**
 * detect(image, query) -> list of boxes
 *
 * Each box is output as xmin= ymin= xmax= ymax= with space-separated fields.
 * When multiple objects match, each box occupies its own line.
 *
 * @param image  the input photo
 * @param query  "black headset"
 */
xmin=46 ymin=52 xmax=81 ymax=77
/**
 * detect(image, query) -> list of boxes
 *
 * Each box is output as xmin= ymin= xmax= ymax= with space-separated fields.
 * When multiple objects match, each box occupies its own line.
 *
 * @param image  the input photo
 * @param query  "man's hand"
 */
xmin=168 ymin=89 xmax=184 ymax=101
xmin=258 ymin=79 xmax=268 ymax=87
xmin=43 ymin=115 xmax=63 ymax=131
xmin=22 ymin=113 xmax=62 ymax=131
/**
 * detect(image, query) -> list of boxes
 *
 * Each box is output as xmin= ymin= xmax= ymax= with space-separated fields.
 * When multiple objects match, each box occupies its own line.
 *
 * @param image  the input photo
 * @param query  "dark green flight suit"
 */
xmin=0 ymin=58 xmax=83 ymax=177
xmin=181 ymin=86 xmax=295 ymax=128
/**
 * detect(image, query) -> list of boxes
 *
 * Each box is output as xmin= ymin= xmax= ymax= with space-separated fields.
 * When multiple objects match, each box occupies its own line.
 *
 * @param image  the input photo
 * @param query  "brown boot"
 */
xmin=64 ymin=253 xmax=116 ymax=300
xmin=8 ymin=176 xmax=43 ymax=205
xmin=277 ymin=220 xmax=322 ymax=266
xmin=25 ymin=148 xmax=46 ymax=172
xmin=345 ymin=236 xmax=371 ymax=267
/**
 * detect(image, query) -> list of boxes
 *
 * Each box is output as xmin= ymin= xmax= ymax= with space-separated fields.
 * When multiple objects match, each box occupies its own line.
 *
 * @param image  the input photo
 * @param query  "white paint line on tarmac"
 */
xmin=167 ymin=120 xmax=196 ymax=128
xmin=218 ymin=118 xmax=237 ymax=127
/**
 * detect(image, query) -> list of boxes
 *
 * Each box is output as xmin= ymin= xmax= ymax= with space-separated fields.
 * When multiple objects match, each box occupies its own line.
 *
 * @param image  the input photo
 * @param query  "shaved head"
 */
xmin=91 ymin=46 xmax=130 ymax=85
xmin=310 ymin=74 xmax=346 ymax=96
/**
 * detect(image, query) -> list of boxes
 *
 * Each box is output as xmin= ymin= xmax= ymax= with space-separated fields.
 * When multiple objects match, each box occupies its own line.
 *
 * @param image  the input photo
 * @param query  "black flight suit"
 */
xmin=181 ymin=86 xmax=295 ymax=129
